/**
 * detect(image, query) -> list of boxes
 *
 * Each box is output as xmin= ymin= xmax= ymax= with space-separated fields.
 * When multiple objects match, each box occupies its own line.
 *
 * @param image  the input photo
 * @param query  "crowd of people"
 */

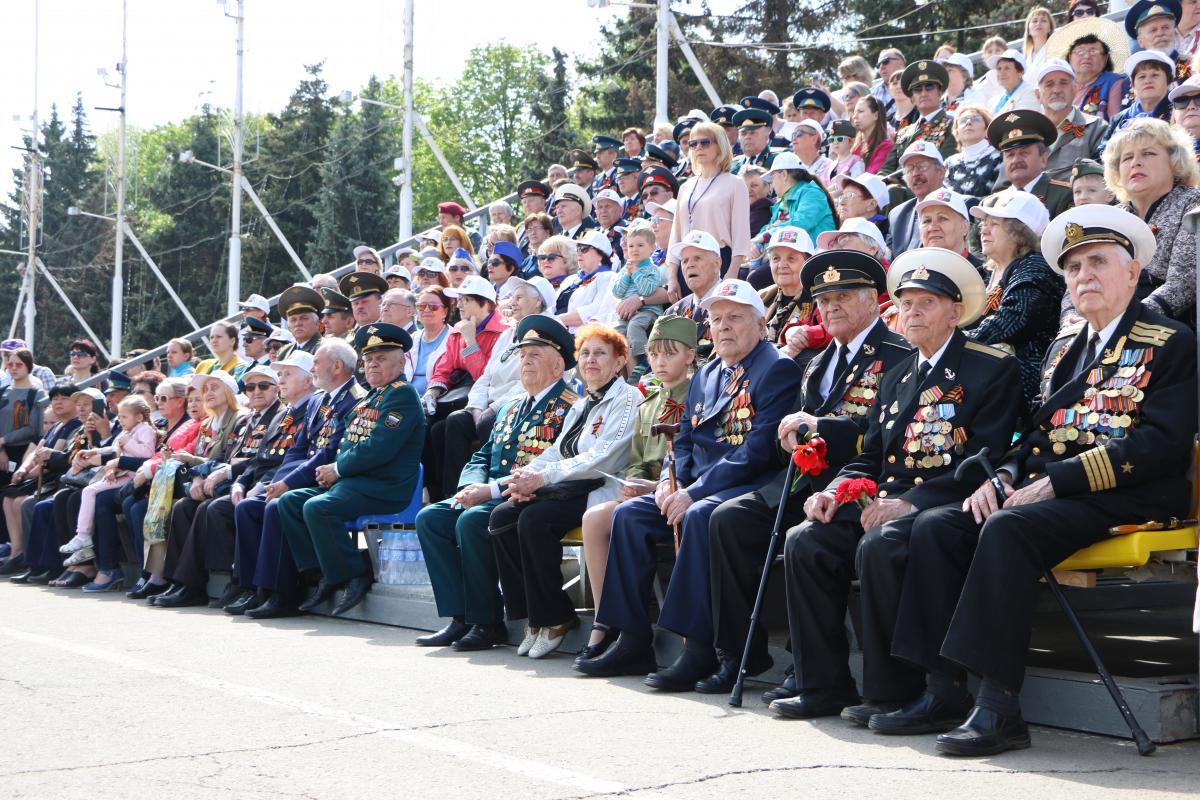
xmin=2 ymin=0 xmax=1200 ymax=761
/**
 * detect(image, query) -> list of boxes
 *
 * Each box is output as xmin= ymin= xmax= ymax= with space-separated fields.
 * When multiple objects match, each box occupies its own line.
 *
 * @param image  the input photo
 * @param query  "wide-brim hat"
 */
xmin=886 ymin=248 xmax=986 ymax=327
xmin=801 ymin=250 xmax=887 ymax=296
xmin=512 ymin=313 xmax=576 ymax=369
xmin=279 ymin=285 xmax=325 ymax=318
xmin=1040 ymin=204 xmax=1156 ymax=274
xmin=354 ymin=322 xmax=413 ymax=354
xmin=1046 ymin=18 xmax=1130 ymax=72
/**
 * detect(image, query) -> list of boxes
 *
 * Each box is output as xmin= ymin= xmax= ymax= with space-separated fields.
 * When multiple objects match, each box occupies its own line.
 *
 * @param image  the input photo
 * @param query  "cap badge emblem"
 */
xmin=911 ymin=266 xmax=931 ymax=280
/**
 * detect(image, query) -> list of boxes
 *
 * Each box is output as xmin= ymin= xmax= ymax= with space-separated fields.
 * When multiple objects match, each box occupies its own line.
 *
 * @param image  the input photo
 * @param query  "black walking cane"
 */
xmin=729 ymin=456 xmax=798 ymax=707
xmin=955 ymin=447 xmax=1156 ymax=756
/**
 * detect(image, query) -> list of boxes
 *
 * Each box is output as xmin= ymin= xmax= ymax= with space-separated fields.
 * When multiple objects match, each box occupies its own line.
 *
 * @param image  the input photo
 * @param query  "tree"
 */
xmin=526 ymin=48 xmax=577 ymax=177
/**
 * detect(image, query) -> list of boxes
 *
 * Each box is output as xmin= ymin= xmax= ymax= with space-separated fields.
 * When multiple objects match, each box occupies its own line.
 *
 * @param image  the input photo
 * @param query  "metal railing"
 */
xmin=79 ymin=195 xmax=514 ymax=388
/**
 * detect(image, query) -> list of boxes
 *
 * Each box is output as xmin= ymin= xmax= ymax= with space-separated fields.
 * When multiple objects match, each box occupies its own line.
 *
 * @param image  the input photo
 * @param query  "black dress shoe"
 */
xmin=298 ymin=580 xmax=341 ymax=612
xmin=8 ymin=569 xmax=35 ymax=584
xmin=331 ymin=575 xmax=372 ymax=616
xmin=574 ymin=624 xmax=618 ymax=666
xmin=842 ymin=700 xmax=905 ymax=727
xmin=935 ymin=705 xmax=1031 ymax=757
xmin=762 ymin=665 xmax=799 ymax=704
xmin=575 ymin=631 xmax=657 ymax=677
xmin=55 ymin=571 xmax=92 ymax=589
xmin=644 ymin=641 xmax=719 ymax=692
xmin=28 ymin=569 xmax=56 ymax=585
xmin=0 ymin=553 xmax=28 ymax=575
xmin=416 ymin=619 xmax=470 ymax=647
xmin=209 ymin=582 xmax=244 ymax=609
xmin=869 ymin=692 xmax=974 ymax=735
xmin=770 ymin=685 xmax=861 ymax=720
xmin=452 ymin=623 xmax=508 ymax=651
xmin=153 ymin=585 xmax=209 ymax=608
xmin=128 ymin=581 xmax=170 ymax=600
xmin=148 ymin=583 xmax=182 ymax=605
xmin=246 ymin=595 xmax=302 ymax=619
xmin=695 ymin=652 xmax=774 ymax=694
xmin=224 ymin=589 xmax=265 ymax=616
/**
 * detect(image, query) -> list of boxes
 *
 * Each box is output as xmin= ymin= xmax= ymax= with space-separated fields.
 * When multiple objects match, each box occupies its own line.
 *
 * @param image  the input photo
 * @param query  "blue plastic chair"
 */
xmin=344 ymin=464 xmax=425 ymax=532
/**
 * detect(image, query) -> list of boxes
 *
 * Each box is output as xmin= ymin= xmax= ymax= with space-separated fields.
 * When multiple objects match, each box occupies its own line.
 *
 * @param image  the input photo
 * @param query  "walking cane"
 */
xmin=651 ymin=422 xmax=682 ymax=553
xmin=955 ymin=447 xmax=1156 ymax=756
xmin=729 ymin=455 xmax=798 ymax=707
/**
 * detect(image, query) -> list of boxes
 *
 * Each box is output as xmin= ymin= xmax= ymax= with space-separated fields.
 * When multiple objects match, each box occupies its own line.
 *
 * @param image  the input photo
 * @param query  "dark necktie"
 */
xmin=834 ymin=344 xmax=850 ymax=380
xmin=520 ymin=396 xmax=534 ymax=418
xmin=917 ymin=361 xmax=932 ymax=386
xmin=1076 ymin=333 xmax=1100 ymax=378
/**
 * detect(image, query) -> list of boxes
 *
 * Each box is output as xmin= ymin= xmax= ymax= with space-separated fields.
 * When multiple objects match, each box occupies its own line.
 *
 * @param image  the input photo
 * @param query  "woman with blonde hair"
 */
xmin=1023 ymin=7 xmax=1055 ymax=73
xmin=536 ymin=234 xmax=582 ymax=313
xmin=667 ymin=121 xmax=752 ymax=294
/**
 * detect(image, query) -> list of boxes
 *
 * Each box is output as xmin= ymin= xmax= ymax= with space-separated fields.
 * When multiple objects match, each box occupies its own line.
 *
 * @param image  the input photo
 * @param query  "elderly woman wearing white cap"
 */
xmin=988 ymin=49 xmax=1039 ymax=114
xmin=745 ymin=150 xmax=839 ymax=289
xmin=836 ymin=172 xmax=891 ymax=240
xmin=968 ymin=191 xmax=1064 ymax=413
xmin=915 ymin=188 xmax=979 ymax=267
xmin=1096 ymin=50 xmax=1175 ymax=152
xmin=757 ymin=227 xmax=830 ymax=364
xmin=554 ymin=230 xmax=619 ymax=332
xmin=816 ymin=217 xmax=890 ymax=263
xmin=789 ymin=122 xmax=836 ymax=188
xmin=1170 ymin=77 xmax=1200 ymax=154
xmin=939 ymin=53 xmax=983 ymax=112
xmin=414 ymin=256 xmax=451 ymax=291
xmin=943 ymin=105 xmax=1002 ymax=199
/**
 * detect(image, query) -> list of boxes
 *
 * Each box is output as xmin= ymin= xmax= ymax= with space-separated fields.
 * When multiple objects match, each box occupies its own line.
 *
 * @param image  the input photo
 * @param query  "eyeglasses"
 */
xmin=244 ymin=382 xmax=275 ymax=392
xmin=650 ymin=215 xmax=671 ymax=224
xmin=1172 ymin=95 xmax=1200 ymax=109
xmin=902 ymin=161 xmax=937 ymax=174
xmin=794 ymin=128 xmax=819 ymax=138
xmin=1072 ymin=46 xmax=1105 ymax=59
xmin=241 ymin=334 xmax=265 ymax=342
xmin=447 ymin=264 xmax=473 ymax=272
xmin=416 ymin=302 xmax=445 ymax=311
xmin=536 ymin=253 xmax=562 ymax=262
xmin=154 ymin=395 xmax=171 ymax=403
xmin=356 ymin=258 xmax=378 ymax=265
xmin=641 ymin=186 xmax=667 ymax=198
xmin=266 ymin=342 xmax=285 ymax=350
xmin=957 ymin=114 xmax=985 ymax=126
xmin=687 ymin=138 xmax=716 ymax=149
xmin=877 ymin=55 xmax=901 ymax=68
xmin=1070 ymin=6 xmax=1099 ymax=18
xmin=69 ymin=350 xmax=92 ymax=358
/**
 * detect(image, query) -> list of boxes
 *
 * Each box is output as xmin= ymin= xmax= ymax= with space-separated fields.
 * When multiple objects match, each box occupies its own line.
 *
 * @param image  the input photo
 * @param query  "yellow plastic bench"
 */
xmin=1055 ymin=525 xmax=1198 ymax=572
xmin=560 ymin=527 xmax=589 ymax=609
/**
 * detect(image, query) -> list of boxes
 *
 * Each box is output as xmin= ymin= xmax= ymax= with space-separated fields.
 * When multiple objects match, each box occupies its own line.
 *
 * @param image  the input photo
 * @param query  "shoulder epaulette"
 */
xmin=350 ymin=383 xmax=367 ymax=399
xmin=1128 ymin=321 xmax=1176 ymax=345
xmin=560 ymin=388 xmax=580 ymax=404
xmin=389 ymin=379 xmax=406 ymax=388
xmin=963 ymin=340 xmax=1006 ymax=358
xmin=1057 ymin=320 xmax=1086 ymax=340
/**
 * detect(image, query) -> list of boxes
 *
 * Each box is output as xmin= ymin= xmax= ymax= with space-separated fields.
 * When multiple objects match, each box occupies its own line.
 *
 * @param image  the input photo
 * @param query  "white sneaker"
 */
xmin=528 ymin=628 xmax=567 ymax=660
xmin=516 ymin=627 xmax=539 ymax=657
xmin=59 ymin=534 xmax=93 ymax=554
xmin=63 ymin=547 xmax=96 ymax=567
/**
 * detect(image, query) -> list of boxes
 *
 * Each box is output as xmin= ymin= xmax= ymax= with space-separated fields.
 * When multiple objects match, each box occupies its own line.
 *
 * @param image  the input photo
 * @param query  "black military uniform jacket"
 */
xmin=832 ymin=329 xmax=1021 ymax=511
xmin=1004 ymin=300 xmax=1197 ymax=495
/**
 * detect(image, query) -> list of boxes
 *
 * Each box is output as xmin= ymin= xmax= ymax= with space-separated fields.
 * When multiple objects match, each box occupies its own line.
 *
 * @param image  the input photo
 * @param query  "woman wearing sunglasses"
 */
xmin=554 ymin=231 xmax=619 ymax=333
xmin=1170 ymin=77 xmax=1200 ymax=158
xmin=827 ymin=120 xmax=865 ymax=185
xmin=487 ymin=241 xmax=525 ymax=300
xmin=62 ymin=339 xmax=100 ymax=385
xmin=534 ymin=235 xmax=580 ymax=314
xmin=445 ymin=248 xmax=476 ymax=289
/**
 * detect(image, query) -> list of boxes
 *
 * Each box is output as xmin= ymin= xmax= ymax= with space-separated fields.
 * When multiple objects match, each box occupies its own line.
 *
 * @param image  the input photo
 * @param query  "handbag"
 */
xmin=61 ymin=467 xmax=100 ymax=489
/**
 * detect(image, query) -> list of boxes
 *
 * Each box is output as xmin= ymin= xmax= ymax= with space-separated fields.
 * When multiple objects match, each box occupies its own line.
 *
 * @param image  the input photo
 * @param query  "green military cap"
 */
xmin=354 ymin=321 xmax=413 ymax=354
xmin=647 ymin=314 xmax=698 ymax=349
xmin=319 ymin=288 xmax=352 ymax=315
xmin=279 ymin=285 xmax=325 ymax=318
xmin=568 ymin=148 xmax=599 ymax=171
xmin=900 ymin=59 xmax=949 ymax=96
xmin=512 ymin=314 xmax=576 ymax=370
xmin=987 ymin=109 xmax=1058 ymax=151
xmin=339 ymin=271 xmax=389 ymax=301
xmin=1070 ymin=158 xmax=1105 ymax=181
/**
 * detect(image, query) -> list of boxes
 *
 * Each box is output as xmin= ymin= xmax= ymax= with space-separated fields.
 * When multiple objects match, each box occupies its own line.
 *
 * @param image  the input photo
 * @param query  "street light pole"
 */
xmin=22 ymin=0 xmax=41 ymax=349
xmin=656 ymin=0 xmax=669 ymax=128
xmin=111 ymin=0 xmax=128 ymax=356
xmin=399 ymin=0 xmax=414 ymax=241
xmin=225 ymin=0 xmax=246 ymax=317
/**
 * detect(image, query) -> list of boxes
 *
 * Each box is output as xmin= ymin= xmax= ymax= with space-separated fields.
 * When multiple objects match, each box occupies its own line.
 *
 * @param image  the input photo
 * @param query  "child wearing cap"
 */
xmin=578 ymin=314 xmax=697 ymax=658
xmin=1070 ymin=159 xmax=1116 ymax=205
xmin=611 ymin=223 xmax=667 ymax=381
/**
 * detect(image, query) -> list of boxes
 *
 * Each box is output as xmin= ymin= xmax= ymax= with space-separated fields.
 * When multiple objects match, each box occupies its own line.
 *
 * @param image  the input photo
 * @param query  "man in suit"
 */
xmin=703 ymin=251 xmax=912 ymax=698
xmin=577 ymin=279 xmax=803 ymax=688
xmin=769 ymin=248 xmax=1022 ymax=722
xmin=887 ymin=141 xmax=947 ymax=257
xmin=414 ymin=315 xmax=580 ymax=651
xmin=889 ymin=206 xmax=1196 ymax=756
xmin=1034 ymin=60 xmax=1105 ymax=181
xmin=879 ymin=60 xmax=958 ymax=177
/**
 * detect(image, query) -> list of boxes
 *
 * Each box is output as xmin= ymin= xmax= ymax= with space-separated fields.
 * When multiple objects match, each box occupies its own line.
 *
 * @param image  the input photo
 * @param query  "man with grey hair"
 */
xmin=888 ymin=141 xmax=948 ymax=257
xmin=1033 ymin=60 xmax=1104 ymax=181
xmin=578 ymin=279 xmax=803 ymax=690
xmin=380 ymin=288 xmax=418 ymax=335
xmin=704 ymin=251 xmax=912 ymax=699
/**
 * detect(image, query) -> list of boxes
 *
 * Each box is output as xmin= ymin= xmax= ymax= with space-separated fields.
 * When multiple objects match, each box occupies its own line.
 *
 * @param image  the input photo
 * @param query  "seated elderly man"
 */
xmin=892 ymin=206 xmax=1196 ymax=757
xmin=887 ymin=142 xmax=948 ymax=258
xmin=280 ymin=323 xmax=424 ymax=618
xmin=984 ymin=110 xmax=1073 ymax=218
xmin=577 ymin=279 xmax=803 ymax=688
xmin=415 ymin=315 xmax=580 ymax=650
xmin=662 ymin=230 xmax=724 ymax=368
xmin=770 ymin=248 xmax=1022 ymax=723
xmin=704 ymin=251 xmax=912 ymax=698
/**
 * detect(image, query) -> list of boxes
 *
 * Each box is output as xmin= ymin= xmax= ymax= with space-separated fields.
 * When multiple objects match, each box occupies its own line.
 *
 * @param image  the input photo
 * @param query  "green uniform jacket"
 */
xmin=732 ymin=147 xmax=782 ymax=175
xmin=458 ymin=379 xmax=579 ymax=488
xmin=627 ymin=378 xmax=690 ymax=482
xmin=335 ymin=378 xmax=425 ymax=501
xmin=879 ymin=109 xmax=958 ymax=177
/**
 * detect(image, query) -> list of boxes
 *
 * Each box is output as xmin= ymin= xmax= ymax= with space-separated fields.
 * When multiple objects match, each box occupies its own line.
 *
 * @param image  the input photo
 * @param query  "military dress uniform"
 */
xmin=708 ymin=254 xmax=912 ymax=674
xmin=893 ymin=210 xmax=1196 ymax=754
xmin=879 ymin=61 xmax=957 ymax=177
xmin=278 ymin=285 xmax=326 ymax=358
xmin=774 ymin=250 xmax=1022 ymax=716
xmin=280 ymin=325 xmax=424 ymax=604
xmin=983 ymin=110 xmax=1074 ymax=218
xmin=591 ymin=135 xmax=622 ymax=195
xmin=730 ymin=107 xmax=782 ymax=175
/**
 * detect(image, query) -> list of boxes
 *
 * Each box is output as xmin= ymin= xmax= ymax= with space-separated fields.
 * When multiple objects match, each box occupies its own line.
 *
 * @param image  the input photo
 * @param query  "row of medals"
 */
xmin=841 ymin=369 xmax=879 ymax=416
xmin=721 ymin=388 xmax=753 ymax=445
xmin=903 ymin=405 xmax=963 ymax=469
xmin=1048 ymin=379 xmax=1144 ymax=455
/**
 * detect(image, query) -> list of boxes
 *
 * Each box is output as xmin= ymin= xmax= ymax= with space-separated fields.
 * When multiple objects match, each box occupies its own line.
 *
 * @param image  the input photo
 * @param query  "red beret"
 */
xmin=438 ymin=201 xmax=467 ymax=217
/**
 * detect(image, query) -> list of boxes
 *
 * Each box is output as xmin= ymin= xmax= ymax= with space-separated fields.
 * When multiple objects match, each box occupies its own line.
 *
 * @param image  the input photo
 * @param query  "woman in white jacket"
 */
xmin=489 ymin=323 xmax=639 ymax=659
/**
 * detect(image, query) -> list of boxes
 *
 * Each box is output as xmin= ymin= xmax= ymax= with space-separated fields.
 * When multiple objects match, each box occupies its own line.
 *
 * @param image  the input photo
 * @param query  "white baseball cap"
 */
xmin=266 ymin=328 xmax=295 ymax=346
xmin=1124 ymin=49 xmax=1175 ymax=79
xmin=789 ymin=119 xmax=827 ymax=142
xmin=646 ymin=198 xmax=677 ymax=218
xmin=938 ymin=52 xmax=974 ymax=79
xmin=914 ymin=188 xmax=969 ymax=220
xmin=416 ymin=256 xmax=448 ymax=274
xmin=273 ymin=350 xmax=314 ymax=375
xmin=816 ymin=217 xmax=889 ymax=254
xmin=840 ymin=172 xmax=891 ymax=209
xmin=969 ymin=190 xmax=1050 ymax=237
xmin=384 ymin=265 xmax=413 ymax=282
xmin=352 ymin=245 xmax=382 ymax=262
xmin=191 ymin=370 xmax=241 ymax=398
xmin=240 ymin=363 xmax=279 ymax=384
xmin=698 ymin=278 xmax=766 ymax=317
xmin=524 ymin=276 xmax=557 ymax=312
xmin=898 ymin=140 xmax=945 ymax=167
xmin=1036 ymin=58 xmax=1075 ymax=84
xmin=766 ymin=226 xmax=816 ymax=255
xmin=238 ymin=293 xmax=269 ymax=314
xmin=986 ymin=48 xmax=1027 ymax=72
xmin=1169 ymin=76 xmax=1200 ymax=101
xmin=593 ymin=188 xmax=624 ymax=207
xmin=577 ymin=229 xmax=614 ymax=257
xmin=668 ymin=229 xmax=722 ymax=260
xmin=445 ymin=274 xmax=498 ymax=303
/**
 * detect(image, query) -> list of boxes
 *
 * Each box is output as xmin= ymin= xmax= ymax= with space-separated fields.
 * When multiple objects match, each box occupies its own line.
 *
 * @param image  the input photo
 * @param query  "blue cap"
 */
xmin=615 ymin=157 xmax=642 ymax=175
xmin=710 ymin=104 xmax=740 ymax=125
xmin=643 ymin=143 xmax=678 ymax=169
xmin=739 ymin=95 xmax=781 ymax=116
xmin=732 ymin=107 xmax=773 ymax=129
xmin=354 ymin=322 xmax=413 ymax=354
xmin=106 ymin=370 xmax=133 ymax=394
xmin=791 ymin=87 xmax=832 ymax=113
xmin=491 ymin=241 xmax=523 ymax=267
xmin=513 ymin=314 xmax=576 ymax=370
xmin=593 ymin=134 xmax=622 ymax=152
xmin=672 ymin=118 xmax=699 ymax=143
xmin=451 ymin=247 xmax=476 ymax=265
xmin=1125 ymin=0 xmax=1181 ymax=36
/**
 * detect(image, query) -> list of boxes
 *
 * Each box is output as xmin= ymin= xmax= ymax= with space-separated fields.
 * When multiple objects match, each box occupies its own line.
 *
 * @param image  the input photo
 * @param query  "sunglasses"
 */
xmin=244 ymin=381 xmax=275 ymax=392
xmin=241 ymin=334 xmax=265 ymax=342
xmin=69 ymin=350 xmax=93 ymax=358
xmin=536 ymin=253 xmax=562 ymax=262
xmin=154 ymin=395 xmax=171 ymax=403
xmin=1070 ymin=6 xmax=1098 ymax=17
xmin=911 ymin=82 xmax=941 ymax=94
xmin=416 ymin=302 xmax=444 ymax=311
xmin=486 ymin=258 xmax=506 ymax=267
xmin=687 ymin=138 xmax=716 ymax=149
xmin=827 ymin=135 xmax=850 ymax=144
xmin=1172 ymin=95 xmax=1200 ymax=109
xmin=356 ymin=258 xmax=378 ymax=265
xmin=266 ymin=342 xmax=286 ymax=351
xmin=447 ymin=264 xmax=473 ymax=272
xmin=877 ymin=56 xmax=900 ymax=68
xmin=577 ymin=245 xmax=596 ymax=254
